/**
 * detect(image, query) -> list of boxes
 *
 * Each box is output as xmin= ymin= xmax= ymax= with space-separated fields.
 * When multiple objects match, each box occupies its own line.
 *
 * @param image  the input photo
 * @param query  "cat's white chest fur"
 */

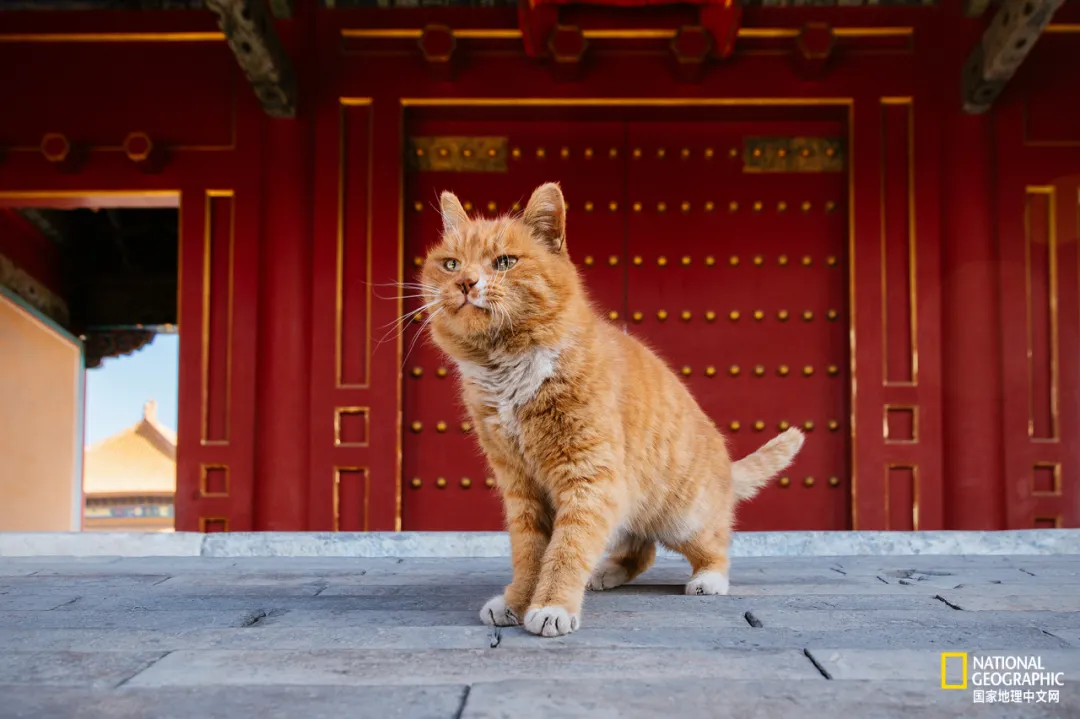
xmin=456 ymin=346 xmax=560 ymax=441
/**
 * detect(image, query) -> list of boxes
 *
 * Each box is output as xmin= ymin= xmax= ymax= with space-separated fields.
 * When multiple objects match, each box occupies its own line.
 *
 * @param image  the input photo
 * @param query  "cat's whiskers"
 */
xmin=402 ymin=307 xmax=443 ymax=366
xmin=373 ymin=299 xmax=442 ymax=349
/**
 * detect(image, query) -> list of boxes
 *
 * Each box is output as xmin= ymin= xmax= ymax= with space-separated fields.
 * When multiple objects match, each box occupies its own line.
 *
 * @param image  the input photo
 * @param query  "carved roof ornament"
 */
xmin=518 ymin=0 xmax=741 ymax=63
xmin=205 ymin=0 xmax=297 ymax=118
xmin=962 ymin=0 xmax=1064 ymax=114
xmin=83 ymin=329 xmax=157 ymax=369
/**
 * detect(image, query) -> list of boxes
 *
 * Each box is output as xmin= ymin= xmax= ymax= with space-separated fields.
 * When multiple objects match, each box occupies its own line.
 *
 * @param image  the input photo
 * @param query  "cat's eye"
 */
xmin=443 ymin=258 xmax=460 ymax=271
xmin=493 ymin=255 xmax=518 ymax=271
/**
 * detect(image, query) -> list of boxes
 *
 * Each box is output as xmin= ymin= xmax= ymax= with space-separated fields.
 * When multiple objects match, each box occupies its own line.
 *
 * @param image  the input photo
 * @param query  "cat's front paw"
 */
xmin=479 ymin=594 xmax=520 ymax=627
xmin=685 ymin=571 xmax=729 ymax=596
xmin=523 ymin=605 xmax=580 ymax=637
xmin=586 ymin=561 xmax=630 ymax=591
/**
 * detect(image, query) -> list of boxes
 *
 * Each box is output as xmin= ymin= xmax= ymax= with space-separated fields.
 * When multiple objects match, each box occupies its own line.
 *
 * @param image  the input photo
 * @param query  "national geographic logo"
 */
xmin=942 ymin=652 xmax=968 ymax=690
xmin=942 ymin=653 xmax=1065 ymax=704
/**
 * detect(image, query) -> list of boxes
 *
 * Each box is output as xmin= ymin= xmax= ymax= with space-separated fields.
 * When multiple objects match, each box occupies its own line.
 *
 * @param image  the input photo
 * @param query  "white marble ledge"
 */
xmin=0 ymin=529 xmax=1077 ymax=558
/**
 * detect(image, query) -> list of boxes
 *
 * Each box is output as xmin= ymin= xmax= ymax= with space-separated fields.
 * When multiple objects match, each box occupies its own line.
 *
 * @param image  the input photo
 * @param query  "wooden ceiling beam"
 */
xmin=961 ymin=0 xmax=1064 ymax=114
xmin=205 ymin=0 xmax=297 ymax=118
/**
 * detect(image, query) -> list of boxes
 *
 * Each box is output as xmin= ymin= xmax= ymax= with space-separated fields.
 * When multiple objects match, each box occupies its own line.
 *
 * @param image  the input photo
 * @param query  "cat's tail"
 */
xmin=731 ymin=428 xmax=806 ymax=501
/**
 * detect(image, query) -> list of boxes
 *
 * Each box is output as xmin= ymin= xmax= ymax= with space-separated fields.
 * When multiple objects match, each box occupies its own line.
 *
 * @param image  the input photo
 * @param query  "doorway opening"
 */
xmin=0 ymin=194 xmax=180 ymax=532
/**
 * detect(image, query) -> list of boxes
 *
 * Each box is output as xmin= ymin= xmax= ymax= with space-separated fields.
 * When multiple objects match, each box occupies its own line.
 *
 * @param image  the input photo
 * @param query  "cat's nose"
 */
xmin=457 ymin=278 xmax=478 ymax=294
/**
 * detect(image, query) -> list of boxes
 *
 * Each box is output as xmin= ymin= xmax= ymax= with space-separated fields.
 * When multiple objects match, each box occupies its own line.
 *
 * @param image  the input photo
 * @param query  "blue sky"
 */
xmin=84 ymin=334 xmax=179 ymax=446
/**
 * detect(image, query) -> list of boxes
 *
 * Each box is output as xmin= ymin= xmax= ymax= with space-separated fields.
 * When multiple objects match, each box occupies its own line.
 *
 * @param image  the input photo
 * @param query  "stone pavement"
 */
xmin=1 ymin=552 xmax=1079 ymax=718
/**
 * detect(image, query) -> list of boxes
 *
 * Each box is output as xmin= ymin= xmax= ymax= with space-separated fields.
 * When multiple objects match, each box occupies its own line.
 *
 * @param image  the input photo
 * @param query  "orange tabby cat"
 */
xmin=420 ymin=182 xmax=805 ymax=637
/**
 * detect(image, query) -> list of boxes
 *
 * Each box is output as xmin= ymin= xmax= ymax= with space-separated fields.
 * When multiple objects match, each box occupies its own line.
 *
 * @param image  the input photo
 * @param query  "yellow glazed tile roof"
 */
xmin=84 ymin=400 xmax=176 ymax=496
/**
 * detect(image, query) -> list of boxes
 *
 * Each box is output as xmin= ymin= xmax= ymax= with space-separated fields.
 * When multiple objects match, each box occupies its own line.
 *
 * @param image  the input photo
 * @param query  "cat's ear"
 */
xmin=440 ymin=191 xmax=469 ymax=238
xmin=522 ymin=182 xmax=566 ymax=253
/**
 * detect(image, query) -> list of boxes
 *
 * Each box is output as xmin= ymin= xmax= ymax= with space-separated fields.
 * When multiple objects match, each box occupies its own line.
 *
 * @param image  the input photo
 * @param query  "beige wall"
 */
xmin=0 ymin=291 xmax=83 ymax=530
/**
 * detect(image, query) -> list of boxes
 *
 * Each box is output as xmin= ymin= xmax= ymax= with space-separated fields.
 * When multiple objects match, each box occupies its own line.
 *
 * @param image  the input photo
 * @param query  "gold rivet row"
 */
xmin=583 ymin=255 xmax=839 ymax=268
xmin=621 ymin=200 xmax=838 ymax=215
xmin=624 ymin=309 xmax=840 ymax=323
xmin=408 ymin=421 xmax=473 ymax=433
xmin=409 ymin=366 xmax=452 ymax=378
xmin=409 ymin=476 xmax=495 ymax=490
xmin=414 ymin=200 xmax=840 ymax=216
xmin=727 ymin=420 xmax=842 ymax=433
xmin=509 ymin=146 xmax=759 ymax=161
xmin=776 ymin=476 xmax=842 ymax=489
xmin=677 ymin=364 xmax=842 ymax=377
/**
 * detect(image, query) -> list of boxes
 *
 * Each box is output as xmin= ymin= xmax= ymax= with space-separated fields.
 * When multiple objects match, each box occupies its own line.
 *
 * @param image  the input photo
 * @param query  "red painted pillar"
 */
xmin=253 ymin=2 xmax=315 ymax=530
xmin=939 ymin=6 xmax=1006 ymax=529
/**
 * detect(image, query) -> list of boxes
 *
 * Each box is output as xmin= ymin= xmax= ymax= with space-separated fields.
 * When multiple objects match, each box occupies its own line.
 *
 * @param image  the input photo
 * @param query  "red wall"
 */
xmin=0 ymin=1 xmax=1076 ymax=531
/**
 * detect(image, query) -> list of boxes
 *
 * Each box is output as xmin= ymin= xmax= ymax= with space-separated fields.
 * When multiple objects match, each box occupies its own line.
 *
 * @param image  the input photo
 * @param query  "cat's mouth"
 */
xmin=456 ymin=298 xmax=487 ymax=313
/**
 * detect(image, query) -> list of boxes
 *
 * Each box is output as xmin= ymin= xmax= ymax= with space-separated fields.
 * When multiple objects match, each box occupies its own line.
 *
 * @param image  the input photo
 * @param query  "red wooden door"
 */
xmin=624 ymin=117 xmax=849 ymax=530
xmin=402 ymin=110 xmax=849 ymax=531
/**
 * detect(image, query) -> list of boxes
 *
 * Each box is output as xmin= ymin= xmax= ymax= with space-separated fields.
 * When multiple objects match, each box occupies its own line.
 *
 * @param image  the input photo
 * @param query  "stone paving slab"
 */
xmin=751 ymin=609 xmax=1080 ymax=631
xmin=807 ymin=648 xmax=1080 ymax=681
xmin=121 ymin=648 xmax=821 ymax=688
xmin=462 ymin=680 xmax=1071 ymax=719
xmin=937 ymin=592 xmax=1080 ymax=612
xmin=3 ymin=529 xmax=1079 ymax=558
xmin=0 ymin=685 xmax=468 ymax=719
xmin=0 ymin=609 xmax=267 ymax=630
xmin=1 ymin=553 xmax=1078 ymax=717
xmin=0 ymin=651 xmax=166 ymax=689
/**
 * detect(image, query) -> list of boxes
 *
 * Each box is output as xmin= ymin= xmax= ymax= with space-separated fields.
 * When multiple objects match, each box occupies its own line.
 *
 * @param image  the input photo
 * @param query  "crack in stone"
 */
xmin=49 ymin=597 xmax=80 ymax=610
xmin=803 ymin=649 xmax=832 ymax=680
xmin=829 ymin=566 xmax=847 ymax=576
xmin=453 ymin=685 xmax=472 ymax=719
xmin=876 ymin=576 xmax=889 ymax=584
xmin=488 ymin=627 xmax=502 ymax=648
xmin=744 ymin=611 xmax=763 ymax=628
xmin=935 ymin=594 xmax=963 ymax=610
xmin=1040 ymin=629 xmax=1069 ymax=646
xmin=1018 ymin=568 xmax=1037 ymax=577
xmin=114 ymin=651 xmax=173 ymax=689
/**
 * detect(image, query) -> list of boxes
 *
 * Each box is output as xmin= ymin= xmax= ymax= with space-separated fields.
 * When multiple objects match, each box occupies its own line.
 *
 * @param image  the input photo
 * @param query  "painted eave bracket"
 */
xmin=961 ymin=0 xmax=1064 ymax=114
xmin=206 ymin=0 xmax=298 ymax=118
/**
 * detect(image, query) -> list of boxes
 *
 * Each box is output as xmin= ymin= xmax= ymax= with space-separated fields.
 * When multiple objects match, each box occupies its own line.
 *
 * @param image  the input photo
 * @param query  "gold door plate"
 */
xmin=409 ymin=136 xmax=509 ymax=173
xmin=742 ymin=137 xmax=845 ymax=173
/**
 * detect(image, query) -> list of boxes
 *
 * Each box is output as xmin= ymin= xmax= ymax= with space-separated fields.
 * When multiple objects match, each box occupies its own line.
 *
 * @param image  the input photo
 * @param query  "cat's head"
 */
xmin=419 ymin=182 xmax=579 ymax=350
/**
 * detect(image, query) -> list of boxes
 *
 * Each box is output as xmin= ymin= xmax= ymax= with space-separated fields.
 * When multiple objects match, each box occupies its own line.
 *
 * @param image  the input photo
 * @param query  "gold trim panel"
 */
xmin=885 ymin=463 xmax=919 ymax=532
xmin=334 ymin=406 xmax=371 ymax=447
xmin=198 ymin=516 xmax=230 ymax=532
xmin=0 ymin=32 xmax=225 ymax=43
xmin=1032 ymin=462 xmax=1062 ymax=497
xmin=879 ymin=97 xmax=919 ymax=387
xmin=1024 ymin=186 xmax=1059 ymax=441
xmin=403 ymin=98 xmax=853 ymax=108
xmin=200 ymin=189 xmax=236 ymax=447
xmin=342 ymin=27 xmax=913 ymax=41
xmin=336 ymin=99 xmax=375 ymax=389
xmin=883 ymin=404 xmax=919 ymax=444
xmin=409 ymin=136 xmax=509 ymax=173
xmin=333 ymin=466 xmax=371 ymax=532
xmin=198 ymin=463 xmax=230 ymax=498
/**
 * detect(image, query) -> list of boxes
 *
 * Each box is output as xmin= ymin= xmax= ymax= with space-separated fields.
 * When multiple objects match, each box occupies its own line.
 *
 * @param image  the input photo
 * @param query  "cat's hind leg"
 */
xmin=586 ymin=535 xmax=656 ymax=591
xmin=668 ymin=523 xmax=732 ymax=596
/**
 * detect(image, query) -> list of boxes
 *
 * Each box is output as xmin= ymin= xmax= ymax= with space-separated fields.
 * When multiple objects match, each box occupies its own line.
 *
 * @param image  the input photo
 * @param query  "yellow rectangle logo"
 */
xmin=941 ymin=652 xmax=968 ymax=689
